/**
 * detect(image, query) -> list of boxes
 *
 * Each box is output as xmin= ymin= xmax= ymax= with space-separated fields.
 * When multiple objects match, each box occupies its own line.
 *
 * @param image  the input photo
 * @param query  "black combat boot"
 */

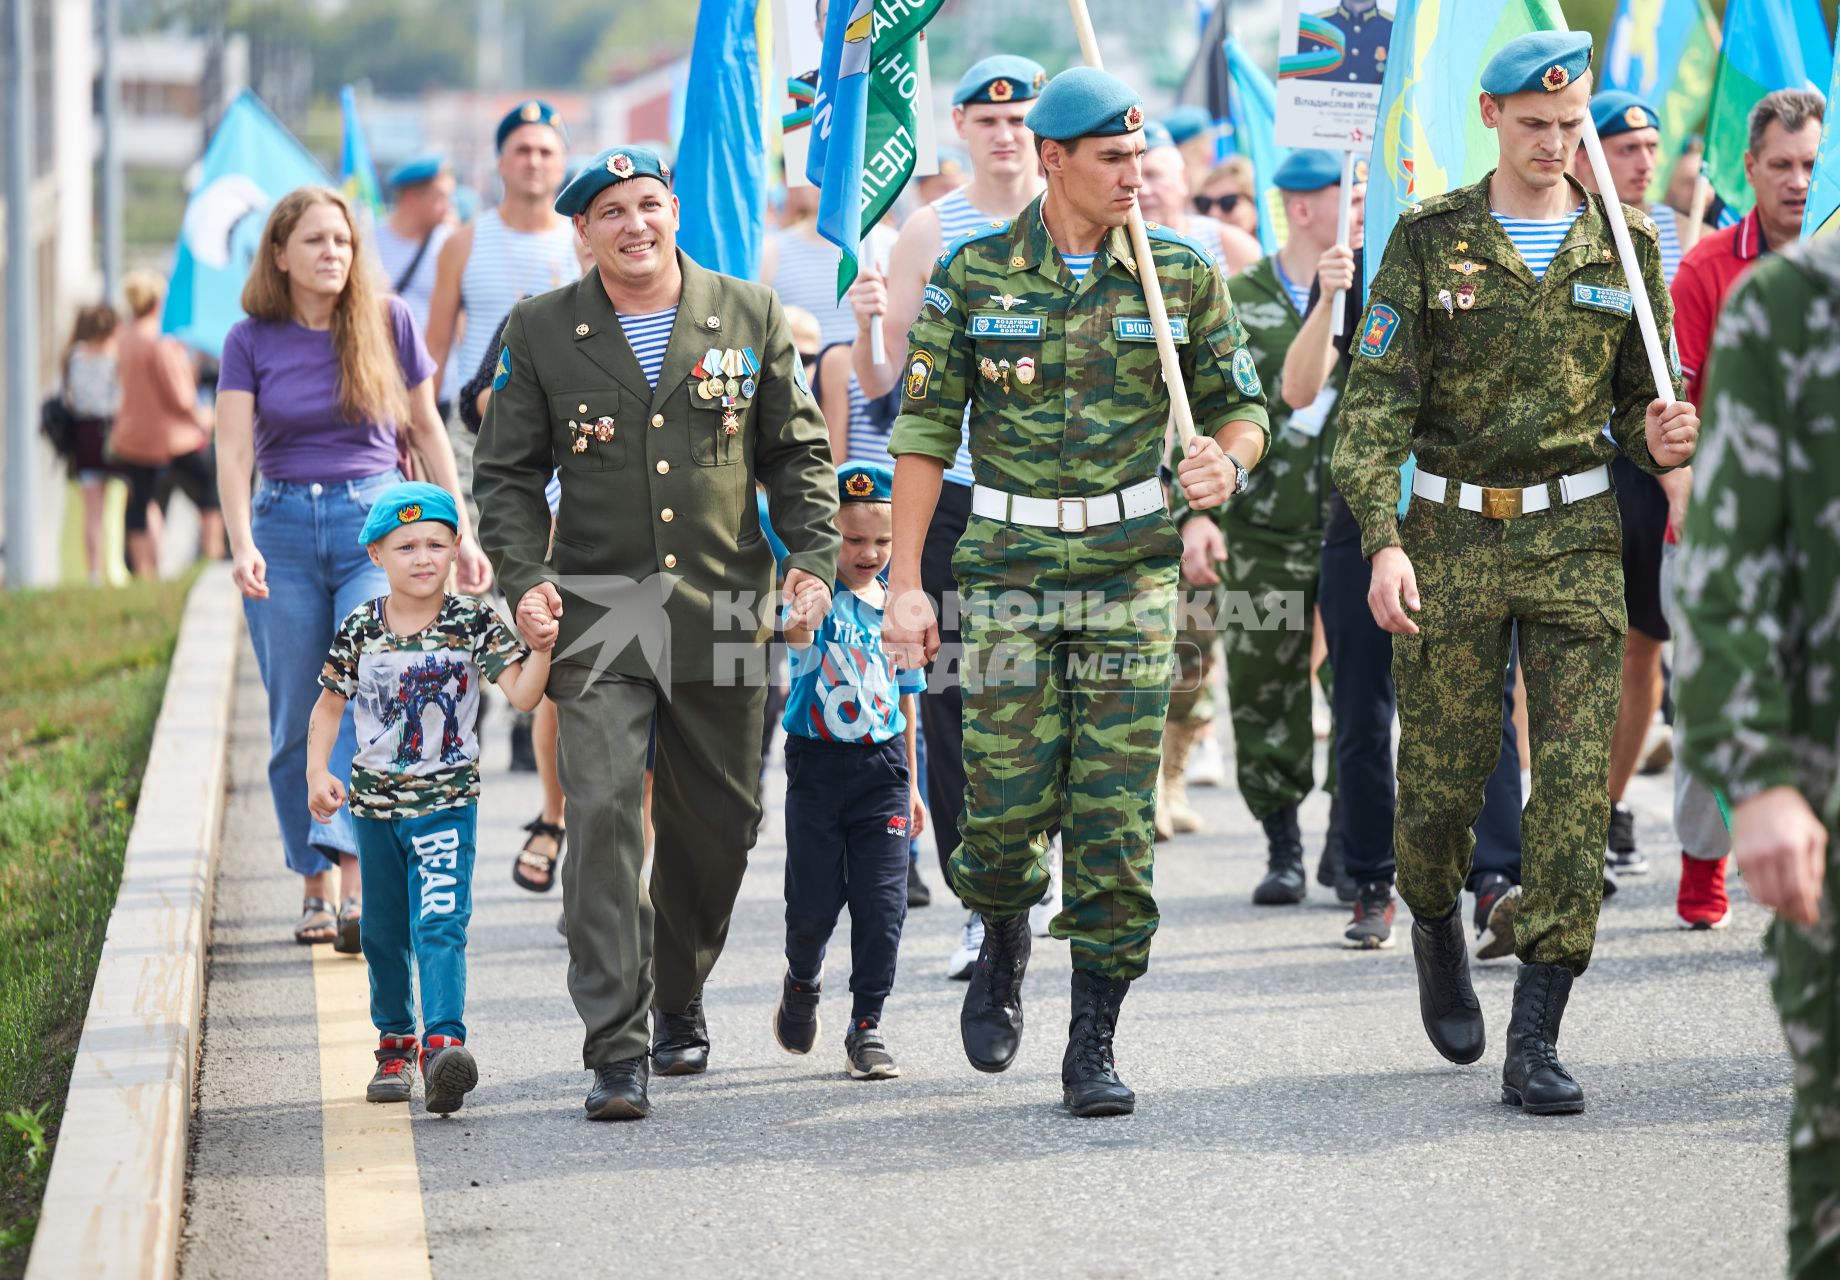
xmin=650 ymin=988 xmax=710 ymax=1076
xmin=1062 ymin=971 xmax=1135 ymax=1117
xmin=1252 ymin=805 xmax=1308 ymax=904
xmin=1501 ymin=962 xmax=1586 ymax=1114
xmin=585 ymin=1055 xmax=650 ymax=1120
xmin=960 ymin=913 xmax=1030 ymax=1072
xmin=1410 ymin=901 xmax=1485 ymax=1064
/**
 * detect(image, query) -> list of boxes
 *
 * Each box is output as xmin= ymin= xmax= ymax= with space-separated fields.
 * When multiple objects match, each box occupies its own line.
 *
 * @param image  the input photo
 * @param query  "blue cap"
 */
xmin=387 ymin=154 xmax=448 ymax=190
xmin=1162 ymin=105 xmax=1214 ymax=145
xmin=953 ymin=55 xmax=1049 ymax=106
xmin=1272 ymin=148 xmax=1345 ymax=192
xmin=1024 ymin=67 xmax=1147 ymax=142
xmin=495 ymin=99 xmax=568 ymax=152
xmin=359 ymin=482 xmax=459 ymax=547
xmin=1141 ymin=121 xmax=1176 ymax=151
xmin=555 ymin=146 xmax=673 ymax=216
xmin=1479 ymin=31 xmax=1593 ymax=96
xmin=1591 ymin=89 xmax=1662 ymax=139
xmin=837 ymin=462 xmax=894 ymax=504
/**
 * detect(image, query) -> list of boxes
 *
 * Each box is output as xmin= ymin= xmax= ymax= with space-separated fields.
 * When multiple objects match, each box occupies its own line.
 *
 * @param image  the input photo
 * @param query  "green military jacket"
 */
xmin=1333 ymin=172 xmax=1683 ymax=559
xmin=888 ymin=195 xmax=1269 ymax=498
xmin=1678 ymin=235 xmax=1840 ymax=823
xmin=1212 ymin=253 xmax=1342 ymax=539
xmin=474 ymin=254 xmax=840 ymax=682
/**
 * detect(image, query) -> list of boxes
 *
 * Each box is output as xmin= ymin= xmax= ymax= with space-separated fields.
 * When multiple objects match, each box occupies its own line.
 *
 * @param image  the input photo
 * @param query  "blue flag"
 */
xmin=162 ymin=91 xmax=332 ymax=358
xmin=1705 ymin=0 xmax=1832 ymax=214
xmin=675 ymin=0 xmax=768 ymax=278
xmin=1222 ymin=36 xmax=1285 ymax=255
xmin=808 ymin=0 xmax=873 ymax=296
xmin=1806 ymin=49 xmax=1840 ymax=236
xmin=1602 ymin=0 xmax=1722 ymax=199
xmin=338 ymin=86 xmax=382 ymax=218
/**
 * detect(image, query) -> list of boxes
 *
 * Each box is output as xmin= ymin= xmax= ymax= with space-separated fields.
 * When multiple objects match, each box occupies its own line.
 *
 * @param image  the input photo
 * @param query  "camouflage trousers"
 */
xmin=1393 ymin=493 xmax=1624 ymax=974
xmin=1220 ymin=521 xmax=1334 ymax=820
xmin=1769 ymin=847 xmax=1840 ymax=1279
xmin=947 ymin=511 xmax=1180 ymax=981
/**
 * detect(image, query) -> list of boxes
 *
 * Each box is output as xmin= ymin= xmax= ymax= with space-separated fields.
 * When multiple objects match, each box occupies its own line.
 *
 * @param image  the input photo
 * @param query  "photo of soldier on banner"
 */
xmin=1276 ymin=0 xmax=1394 ymax=149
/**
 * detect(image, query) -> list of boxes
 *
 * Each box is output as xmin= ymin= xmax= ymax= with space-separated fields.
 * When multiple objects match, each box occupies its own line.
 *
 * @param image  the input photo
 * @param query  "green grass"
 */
xmin=0 ymin=573 xmax=196 ymax=1276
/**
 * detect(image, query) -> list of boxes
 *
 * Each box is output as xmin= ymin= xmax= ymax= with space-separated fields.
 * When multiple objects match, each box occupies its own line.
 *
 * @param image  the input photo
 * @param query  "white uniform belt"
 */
xmin=1410 ymin=464 xmax=1611 ymax=520
xmin=970 ymin=477 xmax=1165 ymax=532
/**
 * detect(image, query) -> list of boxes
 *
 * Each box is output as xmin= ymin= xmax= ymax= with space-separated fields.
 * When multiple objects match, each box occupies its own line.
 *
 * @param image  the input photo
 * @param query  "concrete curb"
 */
xmin=26 ymin=565 xmax=240 ymax=1280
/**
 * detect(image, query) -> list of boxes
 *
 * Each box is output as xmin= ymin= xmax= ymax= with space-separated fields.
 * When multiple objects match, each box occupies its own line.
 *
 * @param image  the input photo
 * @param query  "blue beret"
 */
xmin=953 ymin=55 xmax=1049 ymax=106
xmin=1272 ymin=148 xmax=1345 ymax=192
xmin=359 ymin=482 xmax=459 ymax=547
xmin=495 ymin=99 xmax=568 ymax=152
xmin=1480 ymin=31 xmax=1593 ymax=96
xmin=1591 ymin=89 xmax=1662 ymax=139
xmin=1162 ymin=105 xmax=1214 ymax=144
xmin=387 ymin=154 xmax=448 ymax=190
xmin=555 ymin=146 xmax=673 ymax=217
xmin=1141 ymin=121 xmax=1176 ymax=151
xmin=1025 ymin=67 xmax=1147 ymax=142
xmin=838 ymin=462 xmax=894 ymax=504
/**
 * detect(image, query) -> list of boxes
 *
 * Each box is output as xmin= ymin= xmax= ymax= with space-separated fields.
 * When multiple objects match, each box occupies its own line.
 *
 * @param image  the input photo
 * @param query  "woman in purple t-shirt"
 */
xmin=217 ymin=186 xmax=493 ymax=948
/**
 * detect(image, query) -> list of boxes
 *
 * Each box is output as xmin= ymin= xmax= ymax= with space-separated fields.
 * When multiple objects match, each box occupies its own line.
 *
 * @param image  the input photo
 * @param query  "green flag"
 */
xmin=1703 ymin=0 xmax=1828 ymax=216
xmin=840 ymin=0 xmax=944 ymax=293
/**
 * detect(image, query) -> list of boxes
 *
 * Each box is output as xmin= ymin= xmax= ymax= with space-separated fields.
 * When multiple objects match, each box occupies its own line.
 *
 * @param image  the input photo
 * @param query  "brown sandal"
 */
xmin=334 ymin=896 xmax=363 ymax=954
xmin=295 ymin=896 xmax=337 ymax=945
xmin=512 ymin=818 xmax=565 ymax=893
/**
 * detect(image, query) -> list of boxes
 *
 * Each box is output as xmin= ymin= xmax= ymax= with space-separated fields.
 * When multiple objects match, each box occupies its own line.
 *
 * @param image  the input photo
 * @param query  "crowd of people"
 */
xmin=69 ymin=31 xmax=1833 ymax=1274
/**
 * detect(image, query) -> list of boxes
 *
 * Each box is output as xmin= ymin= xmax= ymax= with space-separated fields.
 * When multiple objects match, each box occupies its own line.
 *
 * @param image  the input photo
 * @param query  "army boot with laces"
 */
xmin=1062 ymin=971 xmax=1134 ymax=1117
xmin=1501 ymin=962 xmax=1586 ymax=1114
xmin=960 ymin=913 xmax=1030 ymax=1072
xmin=1411 ymin=900 xmax=1485 ymax=1064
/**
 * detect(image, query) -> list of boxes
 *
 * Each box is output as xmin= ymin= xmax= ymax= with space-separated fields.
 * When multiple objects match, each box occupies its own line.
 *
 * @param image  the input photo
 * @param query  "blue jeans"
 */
xmin=353 ymin=806 xmax=477 ymax=1042
xmin=245 ymin=469 xmax=400 ymax=876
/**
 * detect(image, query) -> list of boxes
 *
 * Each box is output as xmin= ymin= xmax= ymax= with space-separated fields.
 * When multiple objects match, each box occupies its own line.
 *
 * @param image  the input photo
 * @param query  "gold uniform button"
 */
xmin=651 ymin=414 xmax=665 ymax=428
xmin=578 ymin=403 xmax=588 ymax=414
xmin=663 ymin=554 xmax=677 ymax=569
xmin=656 ymin=459 xmax=670 ymax=474
xmin=661 ymin=508 xmax=674 ymax=522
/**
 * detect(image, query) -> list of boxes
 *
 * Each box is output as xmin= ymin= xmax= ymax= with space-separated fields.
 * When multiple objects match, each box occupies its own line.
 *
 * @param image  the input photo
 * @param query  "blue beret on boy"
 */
xmin=1273 ymin=148 xmax=1345 ymax=192
xmin=495 ymin=99 xmax=568 ymax=152
xmin=1162 ymin=105 xmax=1214 ymax=144
xmin=1480 ymin=31 xmax=1593 ymax=96
xmin=1025 ymin=67 xmax=1146 ymax=141
xmin=359 ymin=482 xmax=459 ymax=547
xmin=1591 ymin=89 xmax=1662 ymax=139
xmin=555 ymin=146 xmax=673 ymax=217
xmin=837 ymin=462 xmax=894 ymax=504
xmin=387 ymin=154 xmax=448 ymax=190
xmin=953 ymin=55 xmax=1049 ymax=106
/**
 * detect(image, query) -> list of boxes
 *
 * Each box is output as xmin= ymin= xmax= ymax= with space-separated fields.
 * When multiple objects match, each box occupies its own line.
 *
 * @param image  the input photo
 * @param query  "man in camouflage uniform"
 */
xmin=1332 ymin=32 xmax=1697 ymax=1113
xmin=883 ymin=67 xmax=1269 ymax=1117
xmin=1179 ymin=148 xmax=1354 ymax=902
xmin=1677 ymin=234 xmax=1840 ymax=1279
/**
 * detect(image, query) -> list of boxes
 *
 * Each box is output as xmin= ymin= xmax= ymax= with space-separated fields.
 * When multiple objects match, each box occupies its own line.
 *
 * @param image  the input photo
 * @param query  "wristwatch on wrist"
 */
xmin=1224 ymin=452 xmax=1250 ymax=498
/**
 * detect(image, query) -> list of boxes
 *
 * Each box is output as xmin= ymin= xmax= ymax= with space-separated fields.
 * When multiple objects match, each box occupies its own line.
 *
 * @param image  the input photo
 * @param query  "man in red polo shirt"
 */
xmin=1665 ymin=86 xmax=1823 ymax=930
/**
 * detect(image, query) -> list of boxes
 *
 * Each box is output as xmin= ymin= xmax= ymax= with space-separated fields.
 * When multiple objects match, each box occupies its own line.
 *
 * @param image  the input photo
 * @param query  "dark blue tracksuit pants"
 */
xmin=783 ymin=734 xmax=912 ymax=1024
xmin=1320 ymin=531 xmax=1523 ymax=890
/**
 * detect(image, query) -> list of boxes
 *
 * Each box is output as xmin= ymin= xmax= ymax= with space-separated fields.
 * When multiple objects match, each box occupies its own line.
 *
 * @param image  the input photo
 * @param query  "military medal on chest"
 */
xmin=1456 ymin=283 xmax=1478 ymax=310
xmin=567 ymin=412 xmax=613 ymax=454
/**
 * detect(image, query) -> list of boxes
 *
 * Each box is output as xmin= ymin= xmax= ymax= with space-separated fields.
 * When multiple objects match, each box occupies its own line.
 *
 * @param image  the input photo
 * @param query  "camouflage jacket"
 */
xmin=1676 ymin=235 xmax=1840 ymax=824
xmin=888 ymin=194 xmax=1269 ymax=499
xmin=1210 ymin=253 xmax=1341 ymax=538
xmin=1332 ymin=173 xmax=1683 ymax=559
xmin=320 ymin=594 xmax=525 ymax=819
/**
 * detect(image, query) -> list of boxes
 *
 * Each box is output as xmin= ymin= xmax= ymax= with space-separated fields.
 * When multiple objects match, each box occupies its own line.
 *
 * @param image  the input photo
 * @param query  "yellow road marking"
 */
xmin=313 ymin=945 xmax=433 ymax=1279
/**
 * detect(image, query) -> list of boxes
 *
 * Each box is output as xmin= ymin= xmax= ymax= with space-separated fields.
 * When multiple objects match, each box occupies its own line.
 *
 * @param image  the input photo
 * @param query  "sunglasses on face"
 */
xmin=1193 ymin=193 xmax=1242 ymax=217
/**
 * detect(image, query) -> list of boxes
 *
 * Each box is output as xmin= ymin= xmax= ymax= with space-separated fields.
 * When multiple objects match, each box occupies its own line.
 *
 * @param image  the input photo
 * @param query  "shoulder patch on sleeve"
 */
xmin=1357 ymin=304 xmax=1402 ymax=358
xmin=492 ymin=345 xmax=513 ymax=391
xmin=1145 ymin=223 xmax=1216 ymax=269
xmin=937 ymin=222 xmax=1011 ymax=268
xmin=923 ymin=283 xmax=953 ymax=317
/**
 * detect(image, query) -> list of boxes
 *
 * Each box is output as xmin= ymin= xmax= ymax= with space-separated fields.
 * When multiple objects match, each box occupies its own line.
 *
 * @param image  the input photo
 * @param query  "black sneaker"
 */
xmin=420 ymin=1036 xmax=477 ymax=1116
xmin=1607 ymin=802 xmax=1648 ymax=874
xmin=1472 ymin=873 xmax=1521 ymax=962
xmin=1343 ymin=881 xmax=1396 ymax=949
xmin=773 ymin=972 xmax=821 ymax=1054
xmin=907 ymin=861 xmax=931 ymax=908
xmin=843 ymin=1018 xmax=900 ymax=1080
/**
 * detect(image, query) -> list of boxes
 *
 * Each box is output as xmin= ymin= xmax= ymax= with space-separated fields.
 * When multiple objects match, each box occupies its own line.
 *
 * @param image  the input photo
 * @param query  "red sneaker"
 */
xmin=366 ymin=1035 xmax=417 ymax=1103
xmin=1676 ymin=854 xmax=1731 ymax=930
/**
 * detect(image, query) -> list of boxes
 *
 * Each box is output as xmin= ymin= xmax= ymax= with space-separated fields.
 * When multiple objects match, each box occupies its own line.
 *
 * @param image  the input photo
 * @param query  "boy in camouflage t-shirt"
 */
xmin=308 ymin=482 xmax=552 ymax=1115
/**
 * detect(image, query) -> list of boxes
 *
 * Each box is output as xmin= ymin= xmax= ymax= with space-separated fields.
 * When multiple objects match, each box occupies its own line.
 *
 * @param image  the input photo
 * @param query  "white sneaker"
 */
xmin=1029 ymin=836 xmax=1063 ymax=937
xmin=945 ymin=912 xmax=984 ymax=980
xmin=1187 ymin=733 xmax=1227 ymax=787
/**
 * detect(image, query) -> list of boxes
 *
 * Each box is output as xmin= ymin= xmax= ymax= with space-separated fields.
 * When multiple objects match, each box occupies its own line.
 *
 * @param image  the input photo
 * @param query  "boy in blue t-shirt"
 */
xmin=772 ymin=463 xmax=926 ymax=1080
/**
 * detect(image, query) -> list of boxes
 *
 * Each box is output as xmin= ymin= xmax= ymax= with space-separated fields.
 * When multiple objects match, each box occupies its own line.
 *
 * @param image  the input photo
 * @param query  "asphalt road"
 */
xmin=183 ymin=647 xmax=1790 ymax=1279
